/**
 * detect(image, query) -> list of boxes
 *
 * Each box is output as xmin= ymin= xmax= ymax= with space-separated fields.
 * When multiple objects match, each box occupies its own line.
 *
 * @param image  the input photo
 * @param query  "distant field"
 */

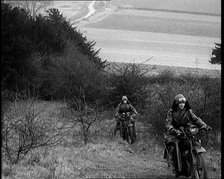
xmin=107 ymin=62 xmax=221 ymax=78
xmin=81 ymin=0 xmax=221 ymax=70
xmin=109 ymin=0 xmax=221 ymax=15
xmin=82 ymin=27 xmax=220 ymax=70
xmin=49 ymin=0 xmax=221 ymax=70
xmin=86 ymin=12 xmax=220 ymax=38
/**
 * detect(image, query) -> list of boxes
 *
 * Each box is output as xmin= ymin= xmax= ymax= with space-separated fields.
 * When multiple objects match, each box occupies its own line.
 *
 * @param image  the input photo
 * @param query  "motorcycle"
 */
xmin=164 ymin=124 xmax=211 ymax=179
xmin=119 ymin=112 xmax=134 ymax=144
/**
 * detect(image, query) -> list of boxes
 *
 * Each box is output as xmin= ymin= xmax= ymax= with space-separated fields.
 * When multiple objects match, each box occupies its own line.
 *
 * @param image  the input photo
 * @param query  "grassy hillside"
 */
xmin=2 ymin=101 xmax=221 ymax=178
xmin=2 ymin=3 xmax=221 ymax=178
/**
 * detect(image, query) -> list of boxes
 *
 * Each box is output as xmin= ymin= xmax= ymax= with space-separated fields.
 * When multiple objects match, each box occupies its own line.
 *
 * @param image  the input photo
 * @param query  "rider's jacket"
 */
xmin=115 ymin=102 xmax=138 ymax=118
xmin=165 ymin=108 xmax=206 ymax=135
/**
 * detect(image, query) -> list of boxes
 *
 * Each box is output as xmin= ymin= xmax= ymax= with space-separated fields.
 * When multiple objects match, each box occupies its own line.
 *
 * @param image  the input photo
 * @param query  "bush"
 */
xmin=210 ymin=43 xmax=221 ymax=65
xmin=36 ymin=42 xmax=108 ymax=104
xmin=107 ymin=62 xmax=149 ymax=110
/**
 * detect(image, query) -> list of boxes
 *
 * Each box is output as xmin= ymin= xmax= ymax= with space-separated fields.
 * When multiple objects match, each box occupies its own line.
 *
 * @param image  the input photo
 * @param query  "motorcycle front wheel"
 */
xmin=128 ymin=126 xmax=134 ymax=144
xmin=122 ymin=125 xmax=128 ymax=141
xmin=197 ymin=153 xmax=208 ymax=179
xmin=191 ymin=153 xmax=208 ymax=179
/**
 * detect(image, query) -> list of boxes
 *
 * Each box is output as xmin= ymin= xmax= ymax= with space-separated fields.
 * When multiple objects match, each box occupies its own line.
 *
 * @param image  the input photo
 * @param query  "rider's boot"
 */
xmin=169 ymin=146 xmax=178 ymax=176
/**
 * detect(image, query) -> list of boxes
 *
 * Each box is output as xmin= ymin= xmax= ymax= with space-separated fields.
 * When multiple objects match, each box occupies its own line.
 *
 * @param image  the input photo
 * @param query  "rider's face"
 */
xmin=178 ymin=102 xmax=185 ymax=109
xmin=123 ymin=100 xmax=127 ymax=104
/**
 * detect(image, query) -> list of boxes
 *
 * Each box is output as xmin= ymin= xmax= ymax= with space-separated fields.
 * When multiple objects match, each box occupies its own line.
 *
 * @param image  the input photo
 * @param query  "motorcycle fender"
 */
xmin=195 ymin=146 xmax=206 ymax=153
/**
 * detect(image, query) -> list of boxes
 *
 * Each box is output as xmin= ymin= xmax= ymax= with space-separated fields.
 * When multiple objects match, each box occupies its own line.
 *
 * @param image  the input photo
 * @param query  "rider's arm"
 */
xmin=189 ymin=109 xmax=206 ymax=128
xmin=130 ymin=104 xmax=139 ymax=117
xmin=165 ymin=109 xmax=175 ymax=132
xmin=115 ymin=103 xmax=121 ymax=118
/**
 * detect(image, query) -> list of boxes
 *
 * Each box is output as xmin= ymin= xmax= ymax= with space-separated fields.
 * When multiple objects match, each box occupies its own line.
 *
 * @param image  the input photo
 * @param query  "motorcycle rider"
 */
xmin=114 ymin=96 xmax=138 ymax=140
xmin=163 ymin=94 xmax=210 ymax=176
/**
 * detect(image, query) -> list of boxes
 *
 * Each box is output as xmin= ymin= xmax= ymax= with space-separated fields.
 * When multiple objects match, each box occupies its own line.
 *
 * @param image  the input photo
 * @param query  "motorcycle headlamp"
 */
xmin=189 ymin=127 xmax=198 ymax=134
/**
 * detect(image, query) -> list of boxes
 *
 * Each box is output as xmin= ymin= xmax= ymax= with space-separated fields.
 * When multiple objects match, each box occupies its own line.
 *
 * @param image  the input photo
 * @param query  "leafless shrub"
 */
xmin=72 ymin=97 xmax=106 ymax=144
xmin=2 ymin=97 xmax=71 ymax=164
xmin=60 ymin=91 xmax=106 ymax=145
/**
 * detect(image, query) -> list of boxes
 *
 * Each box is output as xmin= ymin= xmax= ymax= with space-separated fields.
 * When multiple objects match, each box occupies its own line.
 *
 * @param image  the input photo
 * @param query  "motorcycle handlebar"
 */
xmin=200 ymin=126 xmax=212 ymax=132
xmin=176 ymin=130 xmax=183 ymax=137
xmin=200 ymin=127 xmax=212 ymax=132
xmin=177 ymin=125 xmax=211 ymax=135
xmin=119 ymin=113 xmax=134 ymax=117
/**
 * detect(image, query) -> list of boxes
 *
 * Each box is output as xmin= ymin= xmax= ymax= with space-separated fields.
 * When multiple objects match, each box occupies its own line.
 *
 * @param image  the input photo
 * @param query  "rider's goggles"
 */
xmin=178 ymin=98 xmax=186 ymax=104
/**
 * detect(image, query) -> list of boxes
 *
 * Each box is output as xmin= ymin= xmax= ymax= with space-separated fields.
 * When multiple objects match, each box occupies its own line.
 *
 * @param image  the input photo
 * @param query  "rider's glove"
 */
xmin=201 ymin=125 xmax=212 ymax=131
xmin=170 ymin=128 xmax=180 ymax=135
xmin=115 ymin=115 xmax=120 ymax=122
xmin=130 ymin=115 xmax=135 ymax=121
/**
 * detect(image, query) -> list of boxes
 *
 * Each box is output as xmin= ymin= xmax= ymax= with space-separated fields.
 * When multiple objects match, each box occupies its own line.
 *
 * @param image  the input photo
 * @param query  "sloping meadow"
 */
xmin=2 ymin=96 xmax=221 ymax=178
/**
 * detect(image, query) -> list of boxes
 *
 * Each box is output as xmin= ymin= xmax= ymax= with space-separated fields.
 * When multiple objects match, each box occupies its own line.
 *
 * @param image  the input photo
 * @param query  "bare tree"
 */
xmin=2 ymin=96 xmax=71 ymax=164
xmin=72 ymin=91 xmax=106 ymax=144
xmin=60 ymin=90 xmax=105 ymax=145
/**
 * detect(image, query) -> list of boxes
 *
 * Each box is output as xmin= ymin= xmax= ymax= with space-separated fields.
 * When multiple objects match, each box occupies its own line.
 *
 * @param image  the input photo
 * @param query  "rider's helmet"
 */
xmin=172 ymin=94 xmax=191 ymax=112
xmin=122 ymin=96 xmax=128 ymax=101
xmin=174 ymin=94 xmax=186 ymax=104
